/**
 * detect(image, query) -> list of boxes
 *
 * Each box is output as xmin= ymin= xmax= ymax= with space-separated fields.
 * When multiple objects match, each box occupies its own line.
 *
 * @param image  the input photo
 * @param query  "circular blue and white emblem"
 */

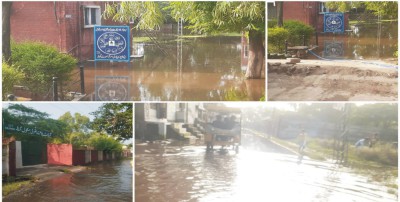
xmin=325 ymin=15 xmax=343 ymax=30
xmin=97 ymin=32 xmax=127 ymax=55
xmin=97 ymin=81 xmax=128 ymax=101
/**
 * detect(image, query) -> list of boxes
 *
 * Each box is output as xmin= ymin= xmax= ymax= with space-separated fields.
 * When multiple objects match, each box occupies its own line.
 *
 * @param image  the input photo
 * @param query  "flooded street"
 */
xmin=4 ymin=160 xmax=132 ymax=202
xmin=136 ymin=133 xmax=397 ymax=202
xmin=70 ymin=36 xmax=264 ymax=101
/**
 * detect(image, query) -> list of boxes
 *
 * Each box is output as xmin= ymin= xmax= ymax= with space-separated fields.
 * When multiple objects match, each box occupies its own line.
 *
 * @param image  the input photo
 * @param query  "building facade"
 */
xmin=268 ymin=2 xmax=349 ymax=33
xmin=10 ymin=1 xmax=130 ymax=61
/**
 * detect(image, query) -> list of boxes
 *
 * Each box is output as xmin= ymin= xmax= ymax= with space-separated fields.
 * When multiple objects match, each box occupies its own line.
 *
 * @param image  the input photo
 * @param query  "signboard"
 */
xmin=324 ymin=40 xmax=344 ymax=59
xmin=4 ymin=123 xmax=53 ymax=137
xmin=324 ymin=13 xmax=344 ymax=33
xmin=95 ymin=76 xmax=130 ymax=101
xmin=94 ymin=26 xmax=130 ymax=62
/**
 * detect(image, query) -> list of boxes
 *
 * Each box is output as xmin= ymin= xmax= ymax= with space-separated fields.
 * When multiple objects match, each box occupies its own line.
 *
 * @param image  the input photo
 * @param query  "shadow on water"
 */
xmin=135 ymin=141 xmax=397 ymax=202
xmin=72 ymin=36 xmax=264 ymax=101
xmin=4 ymin=160 xmax=132 ymax=202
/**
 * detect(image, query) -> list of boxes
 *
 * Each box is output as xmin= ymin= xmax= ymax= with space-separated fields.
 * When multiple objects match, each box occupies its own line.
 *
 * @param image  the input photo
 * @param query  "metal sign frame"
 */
xmin=324 ymin=12 xmax=345 ymax=33
xmin=94 ymin=26 xmax=130 ymax=62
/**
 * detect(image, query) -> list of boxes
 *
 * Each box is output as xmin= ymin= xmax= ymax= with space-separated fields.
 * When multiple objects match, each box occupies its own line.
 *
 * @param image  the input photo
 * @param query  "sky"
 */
xmin=2 ymin=102 xmax=104 ymax=120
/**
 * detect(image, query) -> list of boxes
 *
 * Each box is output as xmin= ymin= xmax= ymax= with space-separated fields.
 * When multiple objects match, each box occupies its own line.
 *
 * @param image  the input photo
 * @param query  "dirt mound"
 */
xmin=268 ymin=60 xmax=398 ymax=101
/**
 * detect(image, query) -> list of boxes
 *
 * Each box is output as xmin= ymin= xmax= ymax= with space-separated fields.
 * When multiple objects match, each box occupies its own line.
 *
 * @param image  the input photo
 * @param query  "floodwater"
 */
xmin=4 ymin=160 xmax=132 ymax=202
xmin=70 ymin=36 xmax=264 ymax=101
xmin=310 ymin=21 xmax=398 ymax=60
xmin=135 ymin=133 xmax=397 ymax=202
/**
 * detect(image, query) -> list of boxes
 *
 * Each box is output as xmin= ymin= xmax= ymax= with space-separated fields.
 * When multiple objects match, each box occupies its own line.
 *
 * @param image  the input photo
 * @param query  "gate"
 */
xmin=21 ymin=141 xmax=47 ymax=166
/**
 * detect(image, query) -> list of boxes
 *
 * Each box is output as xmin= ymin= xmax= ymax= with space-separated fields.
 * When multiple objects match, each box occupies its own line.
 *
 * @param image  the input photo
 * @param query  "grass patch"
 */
xmin=58 ymin=168 xmax=72 ymax=173
xmin=349 ymin=19 xmax=398 ymax=25
xmin=2 ymin=175 xmax=36 ymax=196
xmin=133 ymin=37 xmax=152 ymax=43
xmin=180 ymin=32 xmax=241 ymax=38
xmin=224 ymin=88 xmax=248 ymax=101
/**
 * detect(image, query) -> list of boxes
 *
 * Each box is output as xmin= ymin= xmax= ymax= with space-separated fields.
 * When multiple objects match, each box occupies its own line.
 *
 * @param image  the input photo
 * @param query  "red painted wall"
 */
xmin=47 ymin=144 xmax=73 ymax=166
xmin=91 ymin=150 xmax=98 ymax=162
xmin=73 ymin=150 xmax=86 ymax=165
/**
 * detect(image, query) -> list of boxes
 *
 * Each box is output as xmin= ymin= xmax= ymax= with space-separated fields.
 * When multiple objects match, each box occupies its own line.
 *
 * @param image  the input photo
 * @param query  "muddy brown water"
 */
xmin=136 ymin=135 xmax=397 ymax=201
xmin=4 ymin=160 xmax=132 ymax=202
xmin=68 ymin=36 xmax=264 ymax=101
xmin=309 ymin=22 xmax=398 ymax=60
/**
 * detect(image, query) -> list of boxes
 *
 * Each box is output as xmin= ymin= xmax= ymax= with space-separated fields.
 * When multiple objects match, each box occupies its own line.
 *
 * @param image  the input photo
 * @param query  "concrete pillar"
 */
xmin=98 ymin=151 xmax=103 ymax=161
xmin=2 ymin=145 xmax=9 ymax=175
xmin=16 ymin=141 xmax=23 ymax=168
xmin=158 ymin=122 xmax=167 ymax=139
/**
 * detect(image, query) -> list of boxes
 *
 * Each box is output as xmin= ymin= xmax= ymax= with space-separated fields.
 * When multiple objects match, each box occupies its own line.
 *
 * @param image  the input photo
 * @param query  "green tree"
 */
xmin=2 ymin=104 xmax=68 ymax=141
xmin=58 ymin=112 xmax=91 ymax=146
xmin=91 ymin=103 xmax=133 ymax=141
xmin=2 ymin=60 xmax=24 ymax=100
xmin=11 ymin=41 xmax=77 ymax=98
xmin=87 ymin=132 xmax=123 ymax=152
xmin=326 ymin=1 xmax=398 ymax=19
xmin=103 ymin=2 xmax=164 ymax=30
xmin=104 ymin=2 xmax=265 ymax=79
xmin=168 ymin=2 xmax=265 ymax=79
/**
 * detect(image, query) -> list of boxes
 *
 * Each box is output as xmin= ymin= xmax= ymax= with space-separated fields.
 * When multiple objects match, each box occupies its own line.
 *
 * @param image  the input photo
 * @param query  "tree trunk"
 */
xmin=245 ymin=30 xmax=265 ymax=79
xmin=276 ymin=2 xmax=283 ymax=27
xmin=2 ymin=2 xmax=12 ymax=64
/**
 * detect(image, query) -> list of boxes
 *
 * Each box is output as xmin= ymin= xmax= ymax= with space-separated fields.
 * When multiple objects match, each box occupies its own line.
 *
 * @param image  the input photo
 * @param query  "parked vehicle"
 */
xmin=200 ymin=105 xmax=241 ymax=153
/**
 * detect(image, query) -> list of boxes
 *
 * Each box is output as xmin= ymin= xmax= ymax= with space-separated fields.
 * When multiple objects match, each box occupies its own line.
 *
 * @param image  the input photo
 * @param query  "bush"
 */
xmin=2 ymin=61 xmax=24 ymax=100
xmin=357 ymin=143 xmax=398 ymax=166
xmin=11 ymin=41 xmax=77 ymax=96
xmin=283 ymin=20 xmax=314 ymax=46
xmin=268 ymin=19 xmax=277 ymax=28
xmin=88 ymin=133 xmax=123 ymax=152
xmin=268 ymin=27 xmax=289 ymax=53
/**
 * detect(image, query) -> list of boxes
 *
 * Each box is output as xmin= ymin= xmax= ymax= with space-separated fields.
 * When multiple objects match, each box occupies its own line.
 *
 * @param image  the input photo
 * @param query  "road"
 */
xmin=135 ymin=131 xmax=397 ymax=202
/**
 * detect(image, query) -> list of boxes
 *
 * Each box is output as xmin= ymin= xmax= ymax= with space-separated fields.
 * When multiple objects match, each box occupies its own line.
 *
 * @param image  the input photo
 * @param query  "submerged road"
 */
xmin=4 ymin=159 xmax=133 ymax=202
xmin=135 ymin=131 xmax=397 ymax=202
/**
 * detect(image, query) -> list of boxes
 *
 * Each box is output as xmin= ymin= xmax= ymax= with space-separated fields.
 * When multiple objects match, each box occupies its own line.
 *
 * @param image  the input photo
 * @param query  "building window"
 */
xmin=84 ymin=6 xmax=101 ymax=28
xmin=319 ymin=2 xmax=330 ymax=13
xmin=243 ymin=45 xmax=249 ymax=58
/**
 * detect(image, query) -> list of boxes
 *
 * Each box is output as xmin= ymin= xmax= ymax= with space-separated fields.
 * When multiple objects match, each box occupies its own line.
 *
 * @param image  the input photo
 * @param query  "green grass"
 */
xmin=224 ymin=88 xmax=249 ymax=101
xmin=180 ymin=32 xmax=241 ymax=38
xmin=58 ymin=168 xmax=72 ymax=173
xmin=2 ymin=175 xmax=36 ymax=196
xmin=133 ymin=37 xmax=152 ymax=43
xmin=349 ymin=19 xmax=398 ymax=25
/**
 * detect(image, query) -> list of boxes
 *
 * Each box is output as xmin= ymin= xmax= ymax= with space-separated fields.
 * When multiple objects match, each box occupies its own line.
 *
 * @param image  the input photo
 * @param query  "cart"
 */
xmin=201 ymin=105 xmax=241 ymax=153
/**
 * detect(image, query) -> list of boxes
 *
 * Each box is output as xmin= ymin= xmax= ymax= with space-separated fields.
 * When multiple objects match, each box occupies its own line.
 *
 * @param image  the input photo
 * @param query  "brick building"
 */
xmin=10 ymin=1 xmax=130 ymax=61
xmin=268 ymin=2 xmax=349 ymax=33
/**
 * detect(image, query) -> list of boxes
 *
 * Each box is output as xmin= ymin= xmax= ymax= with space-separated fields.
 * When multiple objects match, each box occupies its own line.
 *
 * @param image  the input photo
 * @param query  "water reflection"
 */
xmin=74 ymin=36 xmax=264 ymax=101
xmin=4 ymin=160 xmax=132 ymax=202
xmin=313 ymin=22 xmax=398 ymax=60
xmin=136 ymin=143 xmax=397 ymax=202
